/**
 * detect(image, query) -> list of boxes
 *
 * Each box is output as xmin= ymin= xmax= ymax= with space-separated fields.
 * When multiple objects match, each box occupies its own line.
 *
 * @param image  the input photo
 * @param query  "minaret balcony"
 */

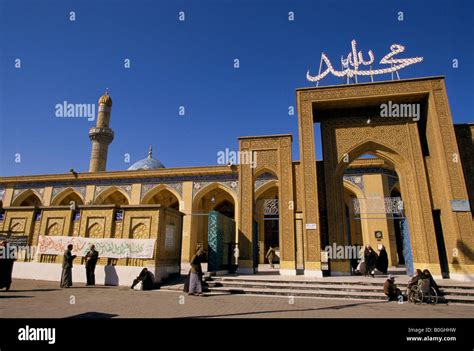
xmin=88 ymin=127 xmax=114 ymax=143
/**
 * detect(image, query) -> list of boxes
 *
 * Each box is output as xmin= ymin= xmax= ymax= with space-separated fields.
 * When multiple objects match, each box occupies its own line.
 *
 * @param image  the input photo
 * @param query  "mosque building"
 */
xmin=0 ymin=76 xmax=473 ymax=284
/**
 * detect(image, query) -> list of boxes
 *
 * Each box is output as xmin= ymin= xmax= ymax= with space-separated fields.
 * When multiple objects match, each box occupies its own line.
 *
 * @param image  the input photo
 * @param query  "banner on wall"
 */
xmin=37 ymin=235 xmax=156 ymax=259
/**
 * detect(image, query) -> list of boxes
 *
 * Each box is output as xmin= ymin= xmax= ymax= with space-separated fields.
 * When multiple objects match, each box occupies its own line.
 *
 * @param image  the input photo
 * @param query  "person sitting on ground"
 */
xmin=407 ymin=269 xmax=423 ymax=291
xmin=364 ymin=245 xmax=378 ymax=277
xmin=423 ymin=269 xmax=443 ymax=296
xmin=131 ymin=268 xmax=155 ymax=291
xmin=355 ymin=258 xmax=366 ymax=276
xmin=383 ymin=274 xmax=402 ymax=301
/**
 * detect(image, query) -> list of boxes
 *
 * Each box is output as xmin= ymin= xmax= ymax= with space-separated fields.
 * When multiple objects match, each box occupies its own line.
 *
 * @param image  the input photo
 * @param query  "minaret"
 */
xmin=88 ymin=90 xmax=114 ymax=172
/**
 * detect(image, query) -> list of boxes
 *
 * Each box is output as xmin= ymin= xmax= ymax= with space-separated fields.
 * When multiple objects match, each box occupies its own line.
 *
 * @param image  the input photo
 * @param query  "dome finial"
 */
xmin=98 ymin=89 xmax=112 ymax=106
xmin=148 ymin=145 xmax=153 ymax=159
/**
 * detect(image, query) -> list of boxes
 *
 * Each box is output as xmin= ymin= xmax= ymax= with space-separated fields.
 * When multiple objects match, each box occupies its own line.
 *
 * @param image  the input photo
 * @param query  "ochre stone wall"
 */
xmin=0 ymin=205 xmax=183 ymax=268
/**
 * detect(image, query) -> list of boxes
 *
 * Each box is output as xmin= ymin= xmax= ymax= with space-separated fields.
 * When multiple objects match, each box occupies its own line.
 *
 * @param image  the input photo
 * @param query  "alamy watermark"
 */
xmin=380 ymin=101 xmax=420 ymax=122
xmin=18 ymin=325 xmax=55 ymax=345
xmin=55 ymin=101 xmax=95 ymax=121
xmin=0 ymin=245 xmax=37 ymax=260
xmin=324 ymin=243 xmax=363 ymax=260
xmin=217 ymin=148 xmax=257 ymax=168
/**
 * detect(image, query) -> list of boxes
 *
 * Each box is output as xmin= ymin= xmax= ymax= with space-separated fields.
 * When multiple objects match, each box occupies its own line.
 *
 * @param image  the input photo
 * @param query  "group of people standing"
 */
xmin=0 ymin=241 xmax=99 ymax=291
xmin=353 ymin=244 xmax=388 ymax=277
xmin=60 ymin=244 xmax=99 ymax=288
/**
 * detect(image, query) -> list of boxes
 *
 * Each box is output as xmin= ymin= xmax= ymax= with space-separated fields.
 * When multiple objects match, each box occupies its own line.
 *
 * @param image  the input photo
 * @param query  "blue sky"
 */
xmin=0 ymin=0 xmax=473 ymax=176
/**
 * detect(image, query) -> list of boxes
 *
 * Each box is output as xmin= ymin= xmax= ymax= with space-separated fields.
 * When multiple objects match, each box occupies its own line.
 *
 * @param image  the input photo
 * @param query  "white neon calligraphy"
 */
xmin=307 ymin=40 xmax=423 ymax=82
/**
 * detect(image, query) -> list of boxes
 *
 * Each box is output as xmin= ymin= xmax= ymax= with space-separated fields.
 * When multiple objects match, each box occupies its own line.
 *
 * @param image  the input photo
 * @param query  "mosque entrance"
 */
xmin=254 ymin=194 xmax=280 ymax=269
xmin=207 ymin=210 xmax=236 ymax=273
xmin=295 ymin=78 xmax=471 ymax=278
xmin=343 ymin=160 xmax=413 ymax=276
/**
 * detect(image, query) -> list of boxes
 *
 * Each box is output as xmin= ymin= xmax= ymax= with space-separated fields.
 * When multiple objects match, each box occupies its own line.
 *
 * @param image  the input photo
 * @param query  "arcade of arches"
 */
xmin=1 ymin=77 xmax=473 ymax=284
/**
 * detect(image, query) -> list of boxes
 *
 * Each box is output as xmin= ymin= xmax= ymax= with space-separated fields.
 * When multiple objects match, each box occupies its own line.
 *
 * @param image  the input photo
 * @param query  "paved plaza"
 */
xmin=1 ymin=279 xmax=473 ymax=318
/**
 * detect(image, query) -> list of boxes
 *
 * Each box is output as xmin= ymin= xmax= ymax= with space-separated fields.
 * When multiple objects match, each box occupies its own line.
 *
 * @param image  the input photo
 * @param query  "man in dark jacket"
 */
xmin=85 ymin=245 xmax=99 ymax=286
xmin=60 ymin=244 xmax=76 ymax=288
xmin=384 ymin=275 xmax=402 ymax=301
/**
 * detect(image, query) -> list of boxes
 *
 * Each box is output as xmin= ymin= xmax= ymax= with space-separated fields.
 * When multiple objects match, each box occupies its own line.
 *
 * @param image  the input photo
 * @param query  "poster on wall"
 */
xmin=37 ymin=235 xmax=156 ymax=259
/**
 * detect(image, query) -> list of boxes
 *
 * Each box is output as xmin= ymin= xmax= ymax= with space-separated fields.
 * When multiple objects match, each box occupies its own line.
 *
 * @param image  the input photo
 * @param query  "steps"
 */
xmin=205 ymin=276 xmax=474 ymax=304
xmin=160 ymin=274 xmax=474 ymax=304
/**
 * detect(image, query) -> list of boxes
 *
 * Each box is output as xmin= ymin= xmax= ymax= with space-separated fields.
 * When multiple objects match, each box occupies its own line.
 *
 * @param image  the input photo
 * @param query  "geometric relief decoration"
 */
xmin=263 ymin=199 xmax=279 ymax=216
xmin=207 ymin=210 xmax=236 ymax=272
xmin=9 ymin=218 xmax=26 ymax=233
xmin=131 ymin=217 xmax=151 ymax=239
xmin=45 ymin=218 xmax=64 ymax=236
xmin=352 ymin=196 xmax=404 ymax=216
xmin=72 ymin=221 xmax=80 ymax=236
xmin=86 ymin=218 xmax=106 ymax=238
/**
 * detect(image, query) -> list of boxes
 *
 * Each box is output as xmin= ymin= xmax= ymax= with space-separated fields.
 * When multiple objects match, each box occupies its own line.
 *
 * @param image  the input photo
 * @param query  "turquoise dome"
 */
xmin=128 ymin=146 xmax=165 ymax=170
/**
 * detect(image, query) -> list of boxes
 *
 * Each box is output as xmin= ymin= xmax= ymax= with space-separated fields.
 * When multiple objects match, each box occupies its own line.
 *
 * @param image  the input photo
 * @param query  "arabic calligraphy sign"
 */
xmin=307 ymin=40 xmax=423 ymax=84
xmin=37 ymin=235 xmax=156 ymax=259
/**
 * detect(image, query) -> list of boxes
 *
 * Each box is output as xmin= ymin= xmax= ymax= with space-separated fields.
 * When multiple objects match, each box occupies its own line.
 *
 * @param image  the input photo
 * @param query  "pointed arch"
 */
xmin=390 ymin=181 xmax=401 ymax=194
xmin=255 ymin=179 xmax=279 ymax=199
xmin=193 ymin=182 xmax=238 ymax=206
xmin=342 ymin=179 xmax=365 ymax=201
xmin=141 ymin=184 xmax=182 ymax=206
xmin=12 ymin=189 xmax=43 ymax=207
xmin=51 ymin=188 xmax=85 ymax=206
xmin=254 ymin=167 xmax=278 ymax=180
xmin=336 ymin=139 xmax=408 ymax=178
xmin=94 ymin=186 xmax=130 ymax=205
xmin=189 ymin=182 xmax=238 ymax=262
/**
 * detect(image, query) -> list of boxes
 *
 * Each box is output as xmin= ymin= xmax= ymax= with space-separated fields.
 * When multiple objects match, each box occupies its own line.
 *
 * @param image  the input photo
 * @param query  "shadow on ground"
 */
xmin=66 ymin=312 xmax=119 ymax=319
xmin=185 ymin=300 xmax=388 ymax=318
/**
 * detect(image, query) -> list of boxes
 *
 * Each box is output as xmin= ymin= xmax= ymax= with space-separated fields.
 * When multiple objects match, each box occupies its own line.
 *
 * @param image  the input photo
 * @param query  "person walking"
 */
xmin=188 ymin=249 xmax=204 ymax=296
xmin=60 ymin=244 xmax=76 ymax=288
xmin=85 ymin=244 xmax=99 ymax=286
xmin=265 ymin=246 xmax=276 ymax=268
